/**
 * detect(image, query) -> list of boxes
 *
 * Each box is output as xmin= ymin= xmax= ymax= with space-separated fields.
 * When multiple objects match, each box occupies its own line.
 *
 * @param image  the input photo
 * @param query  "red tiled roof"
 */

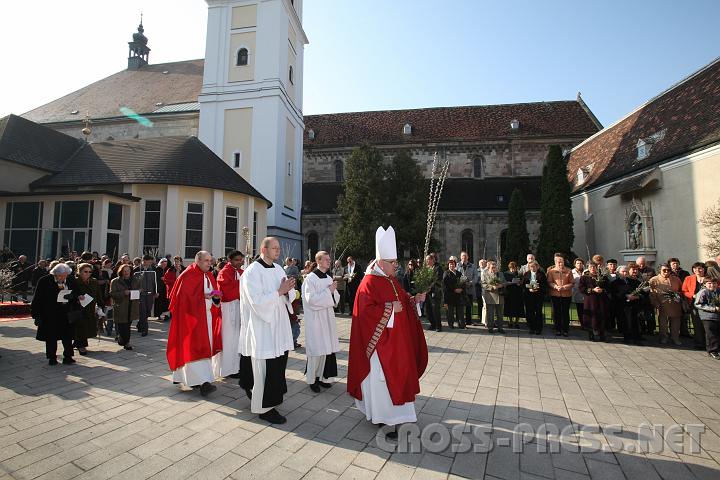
xmin=303 ymin=101 xmax=601 ymax=147
xmin=568 ymin=57 xmax=720 ymax=192
xmin=23 ymin=60 xmax=205 ymax=124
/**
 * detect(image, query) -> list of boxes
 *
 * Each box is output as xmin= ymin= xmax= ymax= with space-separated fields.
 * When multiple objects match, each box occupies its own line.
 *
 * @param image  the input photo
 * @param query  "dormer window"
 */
xmin=577 ymin=168 xmax=586 ymax=185
xmin=403 ymin=123 xmax=412 ymax=135
xmin=307 ymin=129 xmax=315 ymax=140
xmin=236 ymin=48 xmax=249 ymax=66
xmin=510 ymin=119 xmax=520 ymax=130
xmin=637 ymin=139 xmax=648 ymax=160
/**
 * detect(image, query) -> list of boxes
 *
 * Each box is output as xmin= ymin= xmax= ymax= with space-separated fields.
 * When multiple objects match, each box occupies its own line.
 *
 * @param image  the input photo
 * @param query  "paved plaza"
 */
xmin=2 ymin=316 xmax=720 ymax=480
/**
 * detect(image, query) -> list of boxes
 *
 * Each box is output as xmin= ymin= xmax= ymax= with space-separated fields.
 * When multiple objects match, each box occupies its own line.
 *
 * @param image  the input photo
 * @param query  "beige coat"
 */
xmin=649 ymin=274 xmax=683 ymax=318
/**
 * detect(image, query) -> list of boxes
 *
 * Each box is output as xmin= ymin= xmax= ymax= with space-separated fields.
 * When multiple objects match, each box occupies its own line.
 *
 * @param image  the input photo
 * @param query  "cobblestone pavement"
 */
xmin=2 ymin=315 xmax=720 ymax=480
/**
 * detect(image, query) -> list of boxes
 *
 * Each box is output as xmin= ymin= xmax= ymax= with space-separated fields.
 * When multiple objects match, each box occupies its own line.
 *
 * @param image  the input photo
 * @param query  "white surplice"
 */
xmin=172 ymin=275 xmax=222 ymax=386
xmin=301 ymin=269 xmax=340 ymax=384
xmin=354 ymin=264 xmax=417 ymax=425
xmin=220 ymin=269 xmax=242 ymax=377
xmin=239 ymin=258 xmax=295 ymax=413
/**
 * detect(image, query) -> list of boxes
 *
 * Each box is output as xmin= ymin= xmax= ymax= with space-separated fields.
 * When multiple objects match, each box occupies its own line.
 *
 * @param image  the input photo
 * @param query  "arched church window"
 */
xmin=334 ymin=160 xmax=344 ymax=182
xmin=237 ymin=48 xmax=249 ymax=66
xmin=307 ymin=232 xmax=319 ymax=258
xmin=473 ymin=156 xmax=484 ymax=178
xmin=461 ymin=230 xmax=474 ymax=262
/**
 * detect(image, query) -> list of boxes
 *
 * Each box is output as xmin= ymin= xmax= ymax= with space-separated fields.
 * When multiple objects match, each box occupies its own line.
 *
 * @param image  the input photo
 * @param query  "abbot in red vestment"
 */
xmin=166 ymin=263 xmax=223 ymax=371
xmin=347 ymin=272 xmax=428 ymax=405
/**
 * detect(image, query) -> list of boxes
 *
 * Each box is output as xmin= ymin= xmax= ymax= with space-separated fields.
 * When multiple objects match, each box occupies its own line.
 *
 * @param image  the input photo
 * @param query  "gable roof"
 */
xmin=302 ymin=177 xmax=541 ymax=215
xmin=303 ymin=101 xmax=602 ymax=148
xmin=22 ymin=59 xmax=205 ymax=124
xmin=0 ymin=114 xmax=82 ymax=172
xmin=30 ymin=136 xmax=271 ymax=206
xmin=568 ymin=57 xmax=720 ymax=192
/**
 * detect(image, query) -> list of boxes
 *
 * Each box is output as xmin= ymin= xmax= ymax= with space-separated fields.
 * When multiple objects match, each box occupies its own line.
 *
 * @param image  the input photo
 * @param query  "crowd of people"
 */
xmin=12 ymin=232 xmax=720 ymax=435
xmin=395 ymin=250 xmax=720 ymax=360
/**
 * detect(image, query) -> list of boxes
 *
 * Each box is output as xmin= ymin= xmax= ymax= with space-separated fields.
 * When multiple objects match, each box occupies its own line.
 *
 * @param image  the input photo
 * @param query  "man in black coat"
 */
xmin=611 ymin=265 xmax=643 ymax=344
xmin=424 ymin=253 xmax=444 ymax=332
xmin=344 ymin=256 xmax=364 ymax=313
xmin=32 ymin=263 xmax=80 ymax=365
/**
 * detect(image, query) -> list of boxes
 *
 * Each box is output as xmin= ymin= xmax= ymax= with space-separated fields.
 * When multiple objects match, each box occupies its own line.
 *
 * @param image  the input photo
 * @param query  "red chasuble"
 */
xmin=217 ymin=263 xmax=242 ymax=302
xmin=347 ymin=272 xmax=428 ymax=405
xmin=166 ymin=263 xmax=223 ymax=371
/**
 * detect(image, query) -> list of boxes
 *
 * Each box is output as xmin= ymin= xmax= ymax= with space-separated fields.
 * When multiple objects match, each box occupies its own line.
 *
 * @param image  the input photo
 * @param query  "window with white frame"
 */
xmin=225 ymin=206 xmax=238 ymax=255
xmin=143 ymin=200 xmax=161 ymax=253
xmin=4 ymin=202 xmax=42 ymax=261
xmin=185 ymin=202 xmax=204 ymax=259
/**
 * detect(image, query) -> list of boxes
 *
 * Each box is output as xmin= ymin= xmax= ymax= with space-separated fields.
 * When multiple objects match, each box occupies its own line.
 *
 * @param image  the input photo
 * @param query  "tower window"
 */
xmin=289 ymin=65 xmax=294 ymax=84
xmin=237 ymin=48 xmax=249 ymax=66
xmin=233 ymin=151 xmax=242 ymax=168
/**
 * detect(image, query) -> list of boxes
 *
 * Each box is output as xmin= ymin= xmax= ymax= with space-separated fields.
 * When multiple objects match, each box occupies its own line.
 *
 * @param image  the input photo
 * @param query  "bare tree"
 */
xmin=699 ymin=198 xmax=720 ymax=257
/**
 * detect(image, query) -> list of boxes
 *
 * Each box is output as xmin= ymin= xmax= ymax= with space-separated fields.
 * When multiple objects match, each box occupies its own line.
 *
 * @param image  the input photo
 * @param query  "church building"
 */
xmin=7 ymin=0 xmax=603 ymax=263
xmin=567 ymin=57 xmax=720 ymax=266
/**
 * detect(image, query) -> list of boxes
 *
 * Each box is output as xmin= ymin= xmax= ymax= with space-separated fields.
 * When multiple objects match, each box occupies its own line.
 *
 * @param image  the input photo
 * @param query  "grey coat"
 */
xmin=457 ymin=262 xmax=479 ymax=299
xmin=110 ymin=276 xmax=141 ymax=324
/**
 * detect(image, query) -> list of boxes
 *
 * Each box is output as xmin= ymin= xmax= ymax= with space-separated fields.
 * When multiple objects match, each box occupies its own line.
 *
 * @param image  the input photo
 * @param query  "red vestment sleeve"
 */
xmin=217 ymin=264 xmax=241 ymax=302
xmin=166 ymin=263 xmax=223 ymax=371
xmin=347 ymin=274 xmax=428 ymax=405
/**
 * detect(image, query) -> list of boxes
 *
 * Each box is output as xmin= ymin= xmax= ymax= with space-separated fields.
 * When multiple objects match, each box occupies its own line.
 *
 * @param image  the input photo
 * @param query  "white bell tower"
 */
xmin=199 ymin=0 xmax=308 ymax=258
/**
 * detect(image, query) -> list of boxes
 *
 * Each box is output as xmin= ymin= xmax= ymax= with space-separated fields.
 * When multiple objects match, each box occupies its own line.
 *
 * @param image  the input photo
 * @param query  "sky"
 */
xmin=1 ymin=0 xmax=718 ymax=127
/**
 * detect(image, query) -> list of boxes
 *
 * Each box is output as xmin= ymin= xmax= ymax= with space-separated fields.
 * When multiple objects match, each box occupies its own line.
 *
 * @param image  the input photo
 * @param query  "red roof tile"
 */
xmin=568 ymin=57 xmax=720 ymax=192
xmin=303 ymin=101 xmax=601 ymax=147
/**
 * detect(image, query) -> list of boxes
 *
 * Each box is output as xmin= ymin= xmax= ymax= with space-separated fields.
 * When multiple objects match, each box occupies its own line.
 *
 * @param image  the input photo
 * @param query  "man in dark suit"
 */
xmin=344 ymin=256 xmax=364 ymax=313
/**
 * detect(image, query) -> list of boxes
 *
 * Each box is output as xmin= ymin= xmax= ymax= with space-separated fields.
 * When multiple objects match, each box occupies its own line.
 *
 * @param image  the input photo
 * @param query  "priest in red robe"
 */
xmin=347 ymin=226 xmax=428 ymax=436
xmin=167 ymin=251 xmax=223 ymax=397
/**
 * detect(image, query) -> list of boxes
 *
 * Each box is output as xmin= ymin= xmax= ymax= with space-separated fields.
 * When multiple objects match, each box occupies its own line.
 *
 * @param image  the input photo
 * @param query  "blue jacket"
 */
xmin=695 ymin=287 xmax=720 ymax=321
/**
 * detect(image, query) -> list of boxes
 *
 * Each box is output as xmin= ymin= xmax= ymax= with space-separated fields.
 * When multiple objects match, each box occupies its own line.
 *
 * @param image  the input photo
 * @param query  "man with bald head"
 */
xmin=239 ymin=237 xmax=296 ymax=424
xmin=167 ymin=251 xmax=223 ymax=397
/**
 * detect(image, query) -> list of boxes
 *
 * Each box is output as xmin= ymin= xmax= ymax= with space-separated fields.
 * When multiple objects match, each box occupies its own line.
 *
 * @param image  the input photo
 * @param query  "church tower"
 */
xmin=199 ymin=0 xmax=308 ymax=258
xmin=127 ymin=16 xmax=150 ymax=70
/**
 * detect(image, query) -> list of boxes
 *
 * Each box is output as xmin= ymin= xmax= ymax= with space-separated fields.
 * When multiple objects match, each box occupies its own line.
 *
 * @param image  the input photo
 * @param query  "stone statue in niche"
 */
xmin=629 ymin=214 xmax=643 ymax=250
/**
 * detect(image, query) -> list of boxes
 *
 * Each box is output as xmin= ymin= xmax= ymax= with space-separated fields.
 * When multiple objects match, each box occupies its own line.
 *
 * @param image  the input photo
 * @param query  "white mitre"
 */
xmin=375 ymin=226 xmax=397 ymax=260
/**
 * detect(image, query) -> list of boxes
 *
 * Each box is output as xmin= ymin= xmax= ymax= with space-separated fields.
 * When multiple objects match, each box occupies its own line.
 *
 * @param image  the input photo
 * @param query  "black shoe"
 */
xmin=588 ymin=332 xmax=595 ymax=341
xmin=78 ymin=350 xmax=88 ymax=356
xmin=123 ymin=345 xmax=133 ymax=350
xmin=141 ymin=331 xmax=148 ymax=337
xmin=497 ymin=329 xmax=505 ymax=334
xmin=62 ymin=357 xmax=76 ymax=365
xmin=200 ymin=382 xmax=217 ymax=397
xmin=294 ymin=342 xmax=302 ymax=348
xmin=710 ymin=352 xmax=720 ymax=360
xmin=310 ymin=383 xmax=321 ymax=393
xmin=488 ymin=328 xmax=494 ymax=334
xmin=318 ymin=380 xmax=332 ymax=388
xmin=435 ymin=329 xmax=441 ymax=332
xmin=227 ymin=373 xmax=241 ymax=379
xmin=259 ymin=408 xmax=287 ymax=424
xmin=562 ymin=332 xmax=569 ymax=337
xmin=49 ymin=358 xmax=58 ymax=366
xmin=243 ymin=388 xmax=253 ymax=399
